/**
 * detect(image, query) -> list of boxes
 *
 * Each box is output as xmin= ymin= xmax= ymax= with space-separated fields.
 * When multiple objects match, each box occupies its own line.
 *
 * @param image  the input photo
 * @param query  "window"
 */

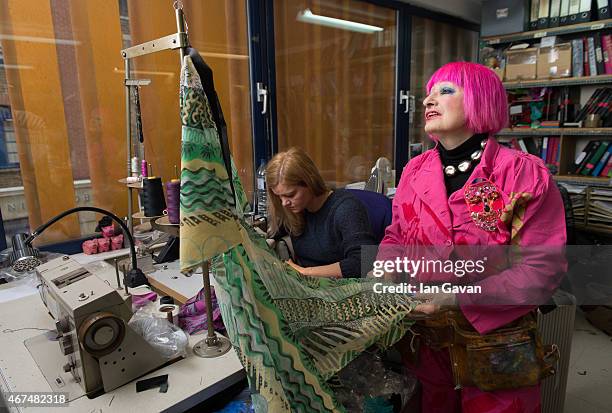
xmin=409 ymin=16 xmax=479 ymax=155
xmin=273 ymin=0 xmax=399 ymax=187
xmin=0 ymin=0 xmax=253 ymax=245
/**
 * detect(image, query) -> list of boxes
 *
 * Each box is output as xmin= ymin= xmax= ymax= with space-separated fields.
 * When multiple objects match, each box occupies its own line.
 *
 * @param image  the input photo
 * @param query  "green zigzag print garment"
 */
xmin=179 ymin=55 xmax=416 ymax=412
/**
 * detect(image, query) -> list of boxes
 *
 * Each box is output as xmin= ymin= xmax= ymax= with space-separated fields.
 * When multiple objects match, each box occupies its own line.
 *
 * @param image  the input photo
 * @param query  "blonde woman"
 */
xmin=266 ymin=147 xmax=376 ymax=278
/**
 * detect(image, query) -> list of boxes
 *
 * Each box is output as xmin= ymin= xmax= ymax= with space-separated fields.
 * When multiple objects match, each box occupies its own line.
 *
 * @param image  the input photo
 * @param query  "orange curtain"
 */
xmin=127 ymin=0 xmax=253 ymax=200
xmin=0 ymin=0 xmax=253 ymax=244
xmin=0 ymin=0 xmax=80 ymax=243
xmin=274 ymin=0 xmax=396 ymax=186
xmin=69 ymin=0 xmax=128 ymax=217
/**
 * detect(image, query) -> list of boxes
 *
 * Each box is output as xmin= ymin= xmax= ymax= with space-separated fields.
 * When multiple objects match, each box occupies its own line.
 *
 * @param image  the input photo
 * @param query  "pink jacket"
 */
xmin=380 ymin=137 xmax=567 ymax=334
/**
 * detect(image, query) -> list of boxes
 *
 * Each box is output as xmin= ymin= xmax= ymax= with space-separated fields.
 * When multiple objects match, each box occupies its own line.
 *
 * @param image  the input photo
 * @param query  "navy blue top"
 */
xmin=291 ymin=189 xmax=376 ymax=278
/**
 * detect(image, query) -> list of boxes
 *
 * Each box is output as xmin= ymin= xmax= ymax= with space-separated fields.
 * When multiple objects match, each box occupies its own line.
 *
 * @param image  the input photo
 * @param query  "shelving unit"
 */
xmin=482 ymin=18 xmax=612 ymax=235
xmin=553 ymin=175 xmax=611 ymax=186
xmin=503 ymin=74 xmax=612 ymax=89
xmin=576 ymin=223 xmax=612 ymax=235
xmin=481 ymin=18 xmax=612 ymax=45
xmin=497 ymin=128 xmax=612 ymax=136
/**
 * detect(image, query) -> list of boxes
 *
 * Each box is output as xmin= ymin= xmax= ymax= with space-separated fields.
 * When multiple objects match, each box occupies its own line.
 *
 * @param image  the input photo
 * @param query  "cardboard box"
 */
xmin=492 ymin=66 xmax=505 ymax=80
xmin=504 ymin=48 xmax=538 ymax=81
xmin=537 ymin=43 xmax=572 ymax=79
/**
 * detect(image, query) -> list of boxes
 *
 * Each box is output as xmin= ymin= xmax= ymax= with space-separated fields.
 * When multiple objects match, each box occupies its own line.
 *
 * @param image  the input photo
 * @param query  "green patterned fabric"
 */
xmin=179 ymin=55 xmax=416 ymax=412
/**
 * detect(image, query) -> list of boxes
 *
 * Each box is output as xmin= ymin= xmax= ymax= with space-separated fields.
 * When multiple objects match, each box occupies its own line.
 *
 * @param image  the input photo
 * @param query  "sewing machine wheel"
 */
xmin=78 ymin=312 xmax=126 ymax=357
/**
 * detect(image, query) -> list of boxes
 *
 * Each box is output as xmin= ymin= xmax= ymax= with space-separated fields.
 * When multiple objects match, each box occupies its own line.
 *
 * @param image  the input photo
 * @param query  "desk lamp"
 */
xmin=9 ymin=207 xmax=147 ymax=287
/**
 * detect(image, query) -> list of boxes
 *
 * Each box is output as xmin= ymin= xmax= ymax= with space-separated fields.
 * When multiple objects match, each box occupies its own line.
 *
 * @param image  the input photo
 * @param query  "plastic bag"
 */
xmin=129 ymin=302 xmax=189 ymax=359
xmin=0 ymin=267 xmax=40 ymax=304
xmin=334 ymin=349 xmax=417 ymax=412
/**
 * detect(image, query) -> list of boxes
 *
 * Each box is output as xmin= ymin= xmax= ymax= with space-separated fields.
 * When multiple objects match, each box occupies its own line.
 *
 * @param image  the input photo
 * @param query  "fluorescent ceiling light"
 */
xmin=202 ymin=52 xmax=248 ymax=61
xmin=113 ymin=67 xmax=175 ymax=78
xmin=297 ymin=9 xmax=383 ymax=34
xmin=0 ymin=34 xmax=80 ymax=46
xmin=0 ymin=64 xmax=33 ymax=70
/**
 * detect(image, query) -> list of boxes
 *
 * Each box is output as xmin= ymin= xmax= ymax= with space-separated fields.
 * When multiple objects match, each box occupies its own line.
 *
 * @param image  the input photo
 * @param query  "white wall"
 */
xmin=400 ymin=0 xmax=482 ymax=24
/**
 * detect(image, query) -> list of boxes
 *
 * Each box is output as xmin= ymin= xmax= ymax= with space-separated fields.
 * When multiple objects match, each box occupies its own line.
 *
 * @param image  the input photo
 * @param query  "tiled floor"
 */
xmin=564 ymin=310 xmax=612 ymax=413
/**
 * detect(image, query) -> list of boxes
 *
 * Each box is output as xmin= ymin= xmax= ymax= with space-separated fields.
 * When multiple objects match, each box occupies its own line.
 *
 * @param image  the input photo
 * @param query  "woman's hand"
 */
xmin=286 ymin=259 xmax=306 ymax=275
xmin=286 ymin=259 xmax=342 ymax=278
xmin=414 ymin=292 xmax=457 ymax=314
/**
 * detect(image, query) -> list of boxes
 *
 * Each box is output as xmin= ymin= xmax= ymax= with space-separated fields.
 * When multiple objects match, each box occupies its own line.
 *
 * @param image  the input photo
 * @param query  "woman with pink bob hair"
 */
xmin=379 ymin=62 xmax=566 ymax=412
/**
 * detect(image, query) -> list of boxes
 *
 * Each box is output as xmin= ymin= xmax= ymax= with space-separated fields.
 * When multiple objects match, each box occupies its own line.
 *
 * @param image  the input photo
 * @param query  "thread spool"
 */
xmin=131 ymin=156 xmax=140 ymax=177
xmin=165 ymin=179 xmax=180 ymax=224
xmin=158 ymin=304 xmax=179 ymax=325
xmin=142 ymin=177 xmax=166 ymax=217
xmin=160 ymin=296 xmax=174 ymax=305
xmin=141 ymin=160 xmax=148 ymax=177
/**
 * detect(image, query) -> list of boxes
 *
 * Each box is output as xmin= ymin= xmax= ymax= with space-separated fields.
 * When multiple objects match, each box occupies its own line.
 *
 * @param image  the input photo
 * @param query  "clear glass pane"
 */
xmin=0 ymin=0 xmax=253 ymax=246
xmin=274 ymin=0 xmax=397 ymax=188
xmin=409 ymin=16 xmax=479 ymax=157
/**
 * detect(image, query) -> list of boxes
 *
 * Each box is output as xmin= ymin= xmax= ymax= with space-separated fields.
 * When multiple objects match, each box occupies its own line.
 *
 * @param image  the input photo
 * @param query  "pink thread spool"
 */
xmin=141 ymin=160 xmax=148 ymax=177
xmin=82 ymin=239 xmax=98 ymax=255
xmin=97 ymin=237 xmax=110 ymax=253
xmin=111 ymin=234 xmax=124 ymax=250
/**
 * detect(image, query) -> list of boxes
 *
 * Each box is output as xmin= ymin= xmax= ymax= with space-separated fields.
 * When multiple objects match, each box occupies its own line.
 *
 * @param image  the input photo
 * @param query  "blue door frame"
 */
xmin=247 ymin=0 xmax=279 ymax=171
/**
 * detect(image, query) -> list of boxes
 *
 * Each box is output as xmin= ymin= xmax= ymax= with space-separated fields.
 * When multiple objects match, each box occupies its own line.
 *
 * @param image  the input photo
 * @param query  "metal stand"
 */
xmin=192 ymin=262 xmax=232 ymax=358
xmin=121 ymin=4 xmax=230 ymax=359
xmin=120 ymin=5 xmax=189 ymax=235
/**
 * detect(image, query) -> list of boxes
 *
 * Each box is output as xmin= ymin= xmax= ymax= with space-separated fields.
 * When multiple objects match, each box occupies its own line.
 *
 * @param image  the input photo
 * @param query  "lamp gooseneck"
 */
xmin=25 ymin=207 xmax=146 ymax=286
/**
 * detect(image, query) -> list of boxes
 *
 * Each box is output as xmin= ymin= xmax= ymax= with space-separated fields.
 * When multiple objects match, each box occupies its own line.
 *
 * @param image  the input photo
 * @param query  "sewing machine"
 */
xmin=28 ymin=256 xmax=167 ymax=398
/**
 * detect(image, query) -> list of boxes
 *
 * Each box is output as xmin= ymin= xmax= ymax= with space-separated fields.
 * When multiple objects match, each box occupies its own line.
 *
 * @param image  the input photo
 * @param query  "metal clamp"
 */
xmin=121 ymin=32 xmax=189 ymax=60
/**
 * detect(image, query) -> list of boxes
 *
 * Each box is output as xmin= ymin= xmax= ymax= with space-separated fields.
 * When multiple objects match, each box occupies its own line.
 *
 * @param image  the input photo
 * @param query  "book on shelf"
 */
xmin=541 ymin=136 xmax=549 ymax=160
xmin=602 ymin=34 xmax=612 ymax=75
xmin=513 ymin=138 xmax=539 ymax=156
xmin=550 ymin=0 xmax=562 ymax=27
xmin=583 ymin=36 xmax=590 ymax=76
xmin=531 ymin=0 xmax=541 ymax=30
xmin=577 ymin=0 xmax=592 ymax=22
xmin=573 ymin=140 xmax=600 ymax=174
xmin=601 ymin=154 xmax=612 ymax=177
xmin=538 ymin=0 xmax=551 ymax=28
xmin=503 ymin=135 xmax=566 ymax=168
xmin=546 ymin=137 xmax=554 ymax=162
xmin=604 ymin=34 xmax=612 ymax=73
xmin=594 ymin=34 xmax=606 ymax=75
xmin=588 ymin=37 xmax=598 ymax=77
xmin=518 ymin=138 xmax=529 ymax=153
xmin=596 ymin=0 xmax=611 ymax=20
xmin=574 ymin=33 xmax=612 ymax=76
xmin=572 ymin=38 xmax=584 ymax=76
xmin=568 ymin=0 xmax=580 ymax=24
xmin=575 ymin=87 xmax=612 ymax=122
xmin=581 ymin=141 xmax=610 ymax=175
xmin=571 ymin=140 xmax=612 ymax=177
xmin=559 ymin=0 xmax=571 ymax=25
xmin=550 ymin=137 xmax=561 ymax=167
xmin=593 ymin=143 xmax=612 ymax=176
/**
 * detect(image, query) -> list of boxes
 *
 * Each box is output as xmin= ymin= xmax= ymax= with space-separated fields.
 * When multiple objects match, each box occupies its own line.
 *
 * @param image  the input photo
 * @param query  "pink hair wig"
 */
xmin=426 ymin=62 xmax=508 ymax=135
